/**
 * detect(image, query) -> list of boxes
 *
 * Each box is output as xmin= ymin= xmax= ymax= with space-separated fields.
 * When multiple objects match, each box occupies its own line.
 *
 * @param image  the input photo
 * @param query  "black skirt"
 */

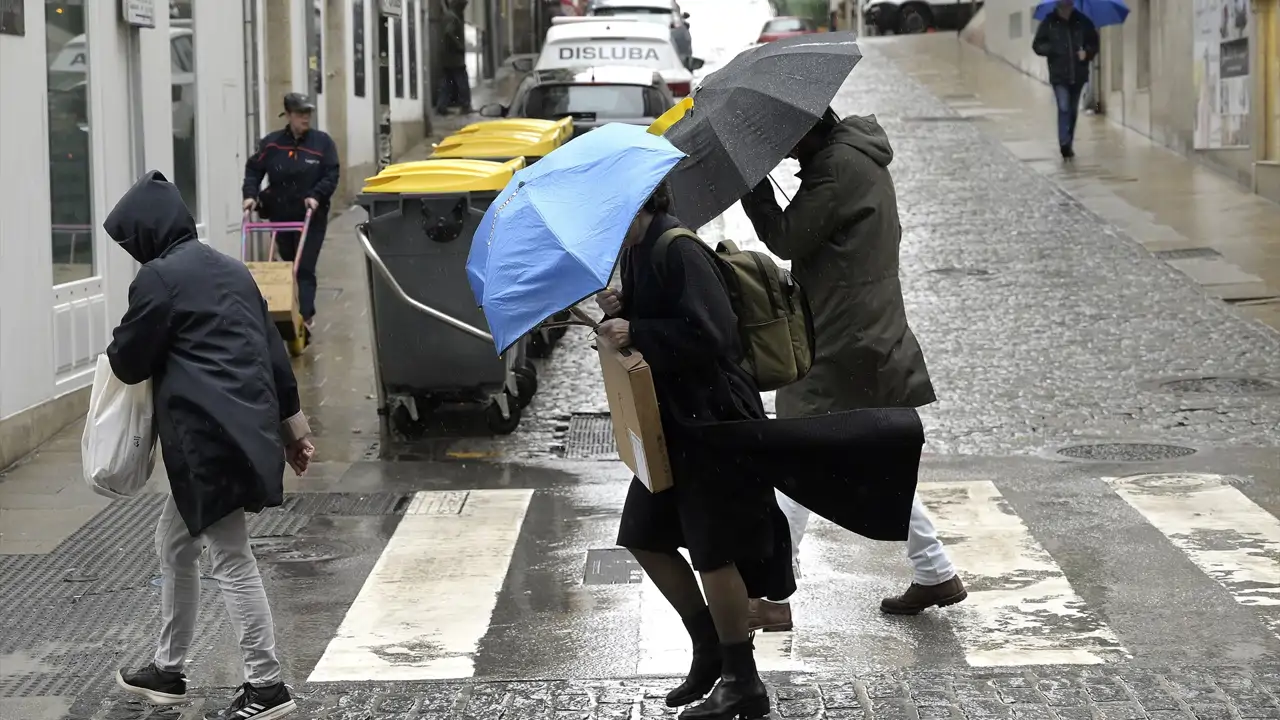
xmin=615 ymin=438 xmax=796 ymax=601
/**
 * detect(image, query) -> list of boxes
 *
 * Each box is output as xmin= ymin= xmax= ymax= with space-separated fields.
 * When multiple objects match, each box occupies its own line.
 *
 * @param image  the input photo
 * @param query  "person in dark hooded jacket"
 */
xmin=107 ymin=171 xmax=313 ymax=720
xmin=739 ymin=109 xmax=968 ymax=631
xmin=1032 ymin=0 xmax=1099 ymax=158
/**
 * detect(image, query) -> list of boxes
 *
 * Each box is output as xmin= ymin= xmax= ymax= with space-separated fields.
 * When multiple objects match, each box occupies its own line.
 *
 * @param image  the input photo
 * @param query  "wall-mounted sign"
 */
xmin=122 ymin=0 xmax=157 ymax=28
xmin=0 ymin=0 xmax=25 ymax=36
xmin=381 ymin=0 xmax=404 ymax=16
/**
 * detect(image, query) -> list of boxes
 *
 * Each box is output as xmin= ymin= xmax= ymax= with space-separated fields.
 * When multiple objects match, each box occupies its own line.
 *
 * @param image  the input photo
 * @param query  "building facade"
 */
xmin=974 ymin=0 xmax=1280 ymax=206
xmin=0 ymin=0 xmax=254 ymax=469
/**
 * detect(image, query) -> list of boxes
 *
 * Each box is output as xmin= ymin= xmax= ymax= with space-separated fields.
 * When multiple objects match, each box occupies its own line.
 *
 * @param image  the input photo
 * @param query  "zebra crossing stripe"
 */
xmin=918 ymin=481 xmax=1128 ymax=666
xmin=1109 ymin=473 xmax=1280 ymax=635
xmin=307 ymin=489 xmax=535 ymax=682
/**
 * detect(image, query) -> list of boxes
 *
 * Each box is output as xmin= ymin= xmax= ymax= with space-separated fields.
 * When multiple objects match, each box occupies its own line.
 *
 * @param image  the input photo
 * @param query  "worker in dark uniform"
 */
xmin=242 ymin=93 xmax=340 ymax=337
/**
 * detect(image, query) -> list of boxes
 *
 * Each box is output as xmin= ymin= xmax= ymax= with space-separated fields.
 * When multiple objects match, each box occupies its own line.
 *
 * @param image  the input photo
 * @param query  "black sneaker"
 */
xmin=116 ymin=663 xmax=187 ymax=706
xmin=213 ymin=682 xmax=297 ymax=720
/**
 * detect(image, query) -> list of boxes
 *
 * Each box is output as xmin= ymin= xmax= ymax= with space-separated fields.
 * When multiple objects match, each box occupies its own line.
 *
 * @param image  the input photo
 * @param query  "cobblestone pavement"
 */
xmin=85 ymin=666 xmax=1280 ymax=719
xmin=489 ymin=43 xmax=1280 ymax=461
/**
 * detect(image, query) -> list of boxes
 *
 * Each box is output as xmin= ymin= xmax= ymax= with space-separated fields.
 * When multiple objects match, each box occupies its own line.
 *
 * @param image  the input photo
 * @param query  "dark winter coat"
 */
xmin=105 ymin=171 xmax=309 ymax=536
xmin=243 ymin=126 xmax=341 ymax=221
xmin=1032 ymin=9 xmax=1099 ymax=87
xmin=441 ymin=0 xmax=469 ymax=69
xmin=741 ymin=115 xmax=936 ymax=419
xmin=619 ymin=213 xmax=923 ymax=559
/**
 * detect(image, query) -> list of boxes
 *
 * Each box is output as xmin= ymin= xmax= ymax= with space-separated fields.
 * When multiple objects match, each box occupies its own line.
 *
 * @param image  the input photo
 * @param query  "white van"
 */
xmin=521 ymin=17 xmax=700 ymax=97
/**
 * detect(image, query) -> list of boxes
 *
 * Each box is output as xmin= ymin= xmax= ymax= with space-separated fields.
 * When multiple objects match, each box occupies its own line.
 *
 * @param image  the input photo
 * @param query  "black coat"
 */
xmin=624 ymin=214 xmax=924 ymax=544
xmin=105 ymin=171 xmax=303 ymax=536
xmin=1033 ymin=10 xmax=1099 ymax=87
xmin=243 ymin=126 xmax=341 ymax=220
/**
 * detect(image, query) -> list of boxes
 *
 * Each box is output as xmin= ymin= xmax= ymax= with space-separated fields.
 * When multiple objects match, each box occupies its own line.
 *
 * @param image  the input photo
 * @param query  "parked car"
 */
xmin=480 ymin=66 xmax=675 ymax=137
xmin=585 ymin=0 xmax=693 ymax=69
xmin=516 ymin=16 xmax=702 ymax=97
xmin=863 ymin=0 xmax=982 ymax=35
xmin=757 ymin=15 xmax=819 ymax=43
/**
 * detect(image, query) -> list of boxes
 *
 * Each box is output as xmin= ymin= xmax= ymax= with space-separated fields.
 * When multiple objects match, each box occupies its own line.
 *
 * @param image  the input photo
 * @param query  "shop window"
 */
xmin=170 ymin=4 xmax=200 ymax=221
xmin=45 ymin=0 xmax=95 ymax=285
xmin=394 ymin=16 xmax=405 ymax=97
xmin=408 ymin=0 xmax=419 ymax=100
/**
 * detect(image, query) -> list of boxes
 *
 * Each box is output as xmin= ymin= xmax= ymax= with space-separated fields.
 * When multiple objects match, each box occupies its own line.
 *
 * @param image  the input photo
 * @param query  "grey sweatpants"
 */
xmin=153 ymin=495 xmax=282 ymax=686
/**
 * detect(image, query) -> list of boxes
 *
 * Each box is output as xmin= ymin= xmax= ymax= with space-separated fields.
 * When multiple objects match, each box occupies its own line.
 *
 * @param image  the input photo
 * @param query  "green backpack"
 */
xmin=652 ymin=228 xmax=816 ymax=392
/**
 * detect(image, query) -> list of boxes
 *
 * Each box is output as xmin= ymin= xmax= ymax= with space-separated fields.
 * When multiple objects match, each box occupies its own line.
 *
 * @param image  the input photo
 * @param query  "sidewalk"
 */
xmin=872 ymin=34 xmax=1280 ymax=334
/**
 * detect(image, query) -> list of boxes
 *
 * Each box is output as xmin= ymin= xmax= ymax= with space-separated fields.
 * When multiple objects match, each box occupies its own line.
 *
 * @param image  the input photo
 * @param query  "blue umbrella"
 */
xmin=466 ymin=122 xmax=687 ymax=354
xmin=1033 ymin=0 xmax=1128 ymax=27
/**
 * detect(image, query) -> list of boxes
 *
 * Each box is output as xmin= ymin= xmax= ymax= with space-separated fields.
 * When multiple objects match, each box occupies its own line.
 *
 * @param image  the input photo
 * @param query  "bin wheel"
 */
xmin=514 ymin=365 xmax=538 ymax=407
xmin=549 ymin=311 xmax=571 ymax=342
xmin=485 ymin=397 xmax=523 ymax=435
xmin=528 ymin=331 xmax=553 ymax=359
xmin=286 ymin=334 xmax=306 ymax=357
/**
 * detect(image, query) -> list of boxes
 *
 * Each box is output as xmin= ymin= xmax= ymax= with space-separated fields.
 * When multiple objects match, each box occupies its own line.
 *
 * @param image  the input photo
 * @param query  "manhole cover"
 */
xmin=563 ymin=413 xmax=618 ymax=459
xmin=928 ymin=267 xmax=993 ymax=277
xmin=1057 ymin=443 xmax=1196 ymax=462
xmin=249 ymin=537 xmax=349 ymax=563
xmin=1157 ymin=376 xmax=1280 ymax=396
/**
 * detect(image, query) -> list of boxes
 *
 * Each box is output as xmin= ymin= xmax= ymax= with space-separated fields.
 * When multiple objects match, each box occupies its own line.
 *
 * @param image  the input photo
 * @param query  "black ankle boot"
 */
xmin=678 ymin=641 xmax=769 ymax=720
xmin=666 ymin=609 xmax=722 ymax=707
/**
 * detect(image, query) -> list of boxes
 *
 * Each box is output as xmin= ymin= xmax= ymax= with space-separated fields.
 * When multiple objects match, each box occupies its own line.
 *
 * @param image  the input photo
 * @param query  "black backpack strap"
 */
xmin=650 ymin=227 xmax=702 ymax=283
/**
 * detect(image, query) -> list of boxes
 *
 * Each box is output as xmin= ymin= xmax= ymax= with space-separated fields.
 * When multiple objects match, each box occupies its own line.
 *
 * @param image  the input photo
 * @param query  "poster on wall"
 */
xmin=1 ymin=0 xmax=26 ymax=35
xmin=1193 ymin=0 xmax=1251 ymax=149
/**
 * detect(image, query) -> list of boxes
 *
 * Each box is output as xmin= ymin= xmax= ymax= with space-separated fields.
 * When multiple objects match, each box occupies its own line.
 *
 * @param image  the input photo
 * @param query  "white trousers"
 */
xmin=153 ymin=495 xmax=283 ymax=686
xmin=775 ymin=490 xmax=956 ymax=586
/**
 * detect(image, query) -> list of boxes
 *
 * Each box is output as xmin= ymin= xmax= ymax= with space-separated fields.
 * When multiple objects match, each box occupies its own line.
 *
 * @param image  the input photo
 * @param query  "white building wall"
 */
xmin=0 ymin=0 xmax=253 ymax=451
xmin=979 ymin=0 xmax=1050 ymax=84
xmin=347 ymin=0 xmax=376 ymax=171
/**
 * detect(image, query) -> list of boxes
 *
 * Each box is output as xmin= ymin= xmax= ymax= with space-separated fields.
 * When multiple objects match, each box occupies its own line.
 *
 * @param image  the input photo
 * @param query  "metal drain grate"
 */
xmin=1057 ymin=443 xmax=1197 ymax=462
xmin=902 ymin=116 xmax=978 ymax=122
xmin=0 ymin=495 xmax=228 ymax=698
xmin=583 ymin=548 xmax=644 ymax=585
xmin=1157 ymin=376 xmax=1280 ymax=396
xmin=1152 ymin=247 xmax=1223 ymax=260
xmin=564 ymin=413 xmax=619 ymax=459
xmin=928 ymin=267 xmax=993 ymax=277
xmin=278 ymin=491 xmax=411 ymax=516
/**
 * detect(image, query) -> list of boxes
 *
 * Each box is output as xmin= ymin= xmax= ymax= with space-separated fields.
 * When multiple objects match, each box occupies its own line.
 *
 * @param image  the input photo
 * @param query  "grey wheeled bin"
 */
xmin=356 ymin=157 xmax=537 ymax=437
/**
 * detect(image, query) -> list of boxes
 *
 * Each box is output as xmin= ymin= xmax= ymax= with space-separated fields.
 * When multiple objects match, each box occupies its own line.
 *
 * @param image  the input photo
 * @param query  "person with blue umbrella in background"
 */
xmin=468 ymin=122 xmax=928 ymax=720
xmin=1032 ymin=0 xmax=1122 ymax=159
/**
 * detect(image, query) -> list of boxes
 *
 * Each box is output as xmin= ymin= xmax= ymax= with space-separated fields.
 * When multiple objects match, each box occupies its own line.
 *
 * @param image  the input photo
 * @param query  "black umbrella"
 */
xmin=663 ymin=33 xmax=862 ymax=229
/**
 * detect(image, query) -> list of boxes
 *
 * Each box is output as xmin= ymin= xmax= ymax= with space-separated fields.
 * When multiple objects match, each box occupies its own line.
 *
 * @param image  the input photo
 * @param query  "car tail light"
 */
xmin=668 ymin=81 xmax=691 ymax=96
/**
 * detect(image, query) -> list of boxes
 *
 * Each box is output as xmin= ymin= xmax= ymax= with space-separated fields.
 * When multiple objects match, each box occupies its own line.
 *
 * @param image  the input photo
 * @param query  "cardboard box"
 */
xmin=597 ymin=343 xmax=674 ymax=493
xmin=246 ymin=261 xmax=300 ymax=329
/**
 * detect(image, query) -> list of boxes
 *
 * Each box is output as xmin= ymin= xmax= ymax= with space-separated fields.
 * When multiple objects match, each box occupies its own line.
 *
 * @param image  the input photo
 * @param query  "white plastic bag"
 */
xmin=81 ymin=354 xmax=157 ymax=499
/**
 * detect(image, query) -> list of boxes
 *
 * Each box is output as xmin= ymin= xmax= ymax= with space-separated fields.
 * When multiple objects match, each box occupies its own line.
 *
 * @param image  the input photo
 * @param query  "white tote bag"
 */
xmin=81 ymin=354 xmax=157 ymax=499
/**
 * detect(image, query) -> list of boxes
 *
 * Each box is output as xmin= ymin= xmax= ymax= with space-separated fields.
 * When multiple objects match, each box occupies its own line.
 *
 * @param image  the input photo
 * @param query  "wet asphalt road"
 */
xmin=6 ymin=1 xmax=1280 ymax=719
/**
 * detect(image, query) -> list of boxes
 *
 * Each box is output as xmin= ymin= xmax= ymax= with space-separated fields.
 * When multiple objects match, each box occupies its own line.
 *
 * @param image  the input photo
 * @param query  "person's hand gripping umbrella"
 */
xmin=465 ymin=122 xmax=687 ymax=354
xmin=656 ymin=32 xmax=863 ymax=230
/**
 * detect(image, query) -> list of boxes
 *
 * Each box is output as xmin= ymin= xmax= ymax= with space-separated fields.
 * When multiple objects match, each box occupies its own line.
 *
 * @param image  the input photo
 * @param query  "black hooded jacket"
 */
xmin=105 ymin=171 xmax=304 ymax=536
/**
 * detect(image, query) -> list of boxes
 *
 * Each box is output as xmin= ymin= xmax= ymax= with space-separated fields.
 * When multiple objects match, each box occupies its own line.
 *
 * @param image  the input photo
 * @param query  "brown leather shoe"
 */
xmin=747 ymin=599 xmax=793 ymax=632
xmin=880 ymin=576 xmax=968 ymax=615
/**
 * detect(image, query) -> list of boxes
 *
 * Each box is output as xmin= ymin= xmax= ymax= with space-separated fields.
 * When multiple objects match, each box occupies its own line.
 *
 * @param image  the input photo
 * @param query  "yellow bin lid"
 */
xmin=430 ymin=131 xmax=562 ymax=160
xmin=458 ymin=117 xmax=574 ymax=144
xmin=648 ymin=97 xmax=694 ymax=136
xmin=361 ymin=157 xmax=526 ymax=194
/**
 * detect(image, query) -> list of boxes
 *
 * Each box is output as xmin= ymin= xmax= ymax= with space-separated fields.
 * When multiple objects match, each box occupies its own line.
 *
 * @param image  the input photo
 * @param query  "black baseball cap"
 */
xmin=280 ymin=92 xmax=316 ymax=116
